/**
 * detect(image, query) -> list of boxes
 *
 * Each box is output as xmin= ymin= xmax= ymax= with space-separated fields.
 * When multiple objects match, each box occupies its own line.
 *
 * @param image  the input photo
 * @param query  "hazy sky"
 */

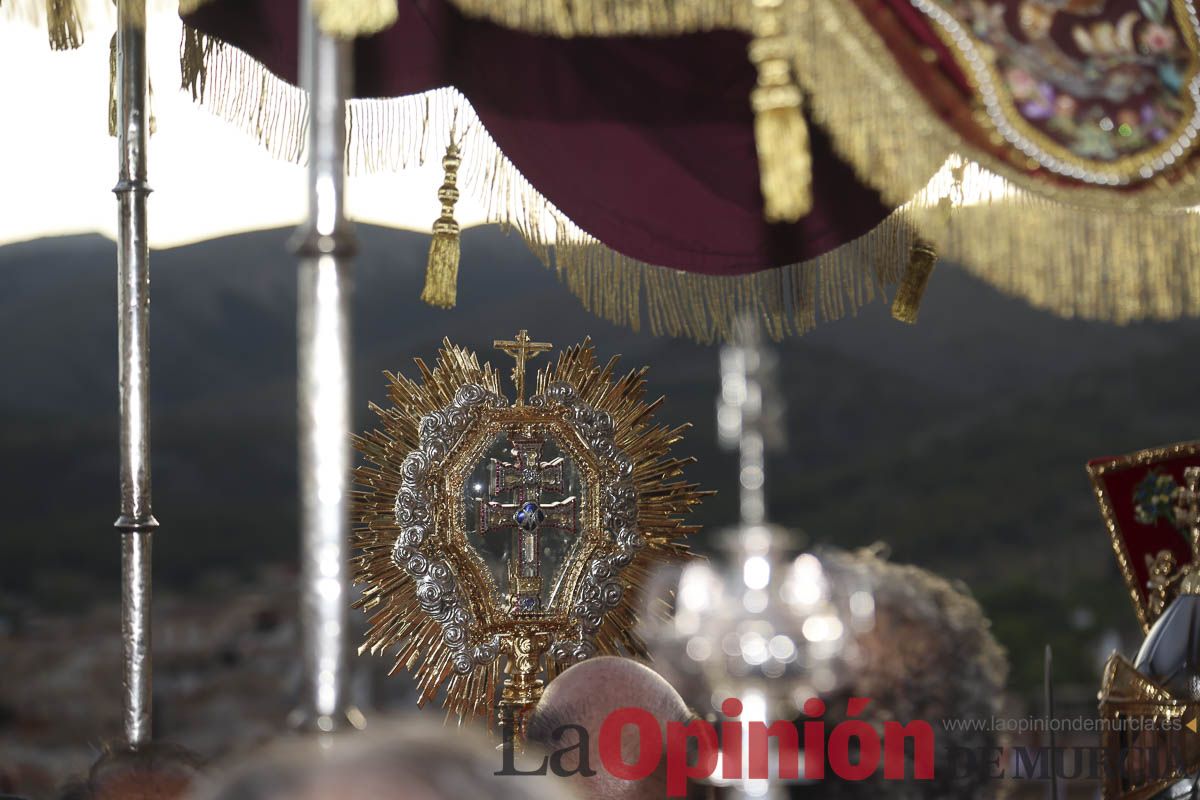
xmin=0 ymin=7 xmax=489 ymax=249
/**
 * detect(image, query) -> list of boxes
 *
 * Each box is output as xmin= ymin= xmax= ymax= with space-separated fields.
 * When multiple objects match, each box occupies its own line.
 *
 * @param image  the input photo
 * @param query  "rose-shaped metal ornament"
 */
xmin=353 ymin=332 xmax=706 ymax=736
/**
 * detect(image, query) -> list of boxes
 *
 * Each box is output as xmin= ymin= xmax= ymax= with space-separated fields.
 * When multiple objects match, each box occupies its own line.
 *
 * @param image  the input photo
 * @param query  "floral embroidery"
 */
xmin=1134 ymin=469 xmax=1182 ymax=526
xmin=928 ymin=0 xmax=1196 ymax=163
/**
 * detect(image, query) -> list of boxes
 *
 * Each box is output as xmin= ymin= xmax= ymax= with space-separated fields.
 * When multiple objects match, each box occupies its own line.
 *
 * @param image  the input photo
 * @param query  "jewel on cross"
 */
xmin=479 ymin=434 xmax=577 ymax=612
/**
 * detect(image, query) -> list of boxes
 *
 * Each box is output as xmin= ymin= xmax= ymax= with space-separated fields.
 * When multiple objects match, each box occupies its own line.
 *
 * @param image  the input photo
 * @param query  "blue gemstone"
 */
xmin=519 ymin=596 xmax=539 ymax=611
xmin=514 ymin=501 xmax=544 ymax=531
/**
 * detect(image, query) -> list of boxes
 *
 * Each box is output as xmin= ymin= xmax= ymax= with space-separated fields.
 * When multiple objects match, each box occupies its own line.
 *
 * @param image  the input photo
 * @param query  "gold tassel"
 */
xmin=181 ymin=27 xmax=207 ymax=99
xmin=46 ymin=0 xmax=83 ymax=50
xmin=892 ymin=239 xmax=938 ymax=323
xmin=421 ymin=140 xmax=462 ymax=309
xmin=749 ymin=0 xmax=811 ymax=222
xmin=311 ymin=0 xmax=399 ymax=38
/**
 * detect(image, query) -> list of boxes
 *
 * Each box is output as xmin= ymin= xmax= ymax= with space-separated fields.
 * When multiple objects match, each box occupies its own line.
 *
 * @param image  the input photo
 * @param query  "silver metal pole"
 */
xmin=113 ymin=0 xmax=156 ymax=749
xmin=292 ymin=0 xmax=357 ymax=733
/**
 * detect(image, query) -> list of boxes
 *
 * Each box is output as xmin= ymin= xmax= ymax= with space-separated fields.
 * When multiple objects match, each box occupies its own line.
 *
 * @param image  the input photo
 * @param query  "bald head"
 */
xmin=527 ymin=657 xmax=697 ymax=800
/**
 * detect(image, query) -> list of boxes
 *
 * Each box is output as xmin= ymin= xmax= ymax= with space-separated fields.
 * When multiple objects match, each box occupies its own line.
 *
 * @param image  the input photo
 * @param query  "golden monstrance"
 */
xmin=352 ymin=332 xmax=706 ymax=736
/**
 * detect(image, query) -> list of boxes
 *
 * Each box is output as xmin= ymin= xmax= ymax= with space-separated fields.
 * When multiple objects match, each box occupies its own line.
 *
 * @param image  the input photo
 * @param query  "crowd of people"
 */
xmin=2 ymin=549 xmax=1007 ymax=800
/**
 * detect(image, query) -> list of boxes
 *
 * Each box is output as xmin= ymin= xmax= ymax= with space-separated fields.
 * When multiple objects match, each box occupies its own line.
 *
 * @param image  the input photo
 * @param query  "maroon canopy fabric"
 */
xmin=183 ymin=0 xmax=896 ymax=277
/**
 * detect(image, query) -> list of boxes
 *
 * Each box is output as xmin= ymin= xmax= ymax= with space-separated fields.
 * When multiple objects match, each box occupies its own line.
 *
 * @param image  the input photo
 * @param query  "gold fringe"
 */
xmin=749 ymin=0 xmax=810 ymax=222
xmin=442 ymin=0 xmax=750 ymax=36
xmin=180 ymin=27 xmax=308 ymax=163
xmin=180 ymin=24 xmax=210 ymax=99
xmin=791 ymin=2 xmax=945 ymax=211
xmin=891 ymin=239 xmax=937 ymax=324
xmin=797 ymin=2 xmax=1200 ymax=212
xmin=176 ymin=16 xmax=1200 ymax=330
xmin=421 ymin=140 xmax=463 ymax=309
xmin=311 ymin=0 xmax=398 ymax=38
xmin=182 ymin=25 xmax=918 ymax=342
xmin=940 ymin=196 xmax=1200 ymax=324
xmin=45 ymin=0 xmax=82 ymax=50
xmin=791 ymin=3 xmax=1200 ymax=323
xmin=441 ymin=0 xmax=1200 ymax=214
xmin=179 ymin=0 xmax=397 ymax=38
xmin=13 ymin=0 xmax=1198 ymax=327
xmin=3 ymin=0 xmax=155 ymax=43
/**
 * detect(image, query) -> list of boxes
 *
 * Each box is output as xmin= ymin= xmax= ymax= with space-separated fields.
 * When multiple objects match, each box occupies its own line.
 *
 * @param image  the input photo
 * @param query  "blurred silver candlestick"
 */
xmin=713 ymin=316 xmax=794 ymax=799
xmin=717 ymin=315 xmax=786 ymax=525
xmin=113 ymin=0 xmax=156 ymax=749
xmin=292 ymin=0 xmax=359 ymax=733
xmin=699 ymin=317 xmax=871 ymax=798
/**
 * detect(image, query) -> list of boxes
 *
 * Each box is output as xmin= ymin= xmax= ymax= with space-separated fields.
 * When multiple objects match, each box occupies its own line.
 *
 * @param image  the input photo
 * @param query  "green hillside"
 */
xmin=0 ymin=225 xmax=1194 ymax=700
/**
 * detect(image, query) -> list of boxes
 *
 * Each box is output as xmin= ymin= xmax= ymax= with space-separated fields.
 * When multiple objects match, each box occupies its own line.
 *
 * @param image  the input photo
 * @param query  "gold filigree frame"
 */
xmin=352 ymin=335 xmax=706 ymax=730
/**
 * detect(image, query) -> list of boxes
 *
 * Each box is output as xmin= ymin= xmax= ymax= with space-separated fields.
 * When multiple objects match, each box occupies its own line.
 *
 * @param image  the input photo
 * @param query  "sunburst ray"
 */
xmin=352 ymin=335 xmax=709 ymax=727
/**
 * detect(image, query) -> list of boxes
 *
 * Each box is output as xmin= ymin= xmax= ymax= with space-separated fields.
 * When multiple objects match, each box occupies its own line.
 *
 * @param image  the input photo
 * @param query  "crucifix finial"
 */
xmin=494 ymin=330 xmax=552 ymax=405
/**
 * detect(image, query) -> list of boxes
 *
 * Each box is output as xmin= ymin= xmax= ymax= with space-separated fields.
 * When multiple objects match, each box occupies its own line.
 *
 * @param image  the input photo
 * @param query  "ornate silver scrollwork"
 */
xmin=393 ymin=384 xmax=506 ymax=673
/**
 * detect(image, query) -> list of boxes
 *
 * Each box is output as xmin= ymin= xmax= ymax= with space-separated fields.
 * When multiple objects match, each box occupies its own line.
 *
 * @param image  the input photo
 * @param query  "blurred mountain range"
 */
xmin=2 ymin=224 xmax=1199 ymax=694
